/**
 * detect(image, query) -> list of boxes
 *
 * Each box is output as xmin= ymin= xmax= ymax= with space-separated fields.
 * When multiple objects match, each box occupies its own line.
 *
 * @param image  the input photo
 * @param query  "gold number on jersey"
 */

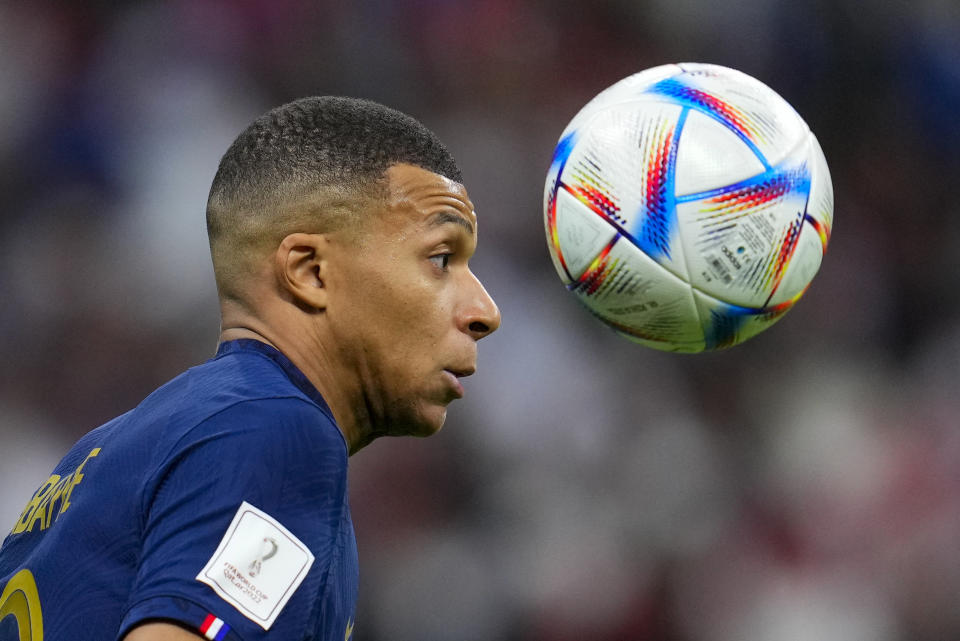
xmin=0 ymin=568 xmax=43 ymax=641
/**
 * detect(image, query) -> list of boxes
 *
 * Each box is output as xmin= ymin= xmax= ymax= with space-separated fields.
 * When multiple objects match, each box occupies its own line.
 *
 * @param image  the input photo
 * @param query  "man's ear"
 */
xmin=275 ymin=233 xmax=329 ymax=310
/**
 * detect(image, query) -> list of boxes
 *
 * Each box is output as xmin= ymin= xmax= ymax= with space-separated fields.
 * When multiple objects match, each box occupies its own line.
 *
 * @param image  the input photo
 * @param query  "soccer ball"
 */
xmin=544 ymin=63 xmax=833 ymax=352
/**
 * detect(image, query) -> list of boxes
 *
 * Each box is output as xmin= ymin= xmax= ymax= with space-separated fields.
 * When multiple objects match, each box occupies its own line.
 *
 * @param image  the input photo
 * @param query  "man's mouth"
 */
xmin=442 ymin=367 xmax=474 ymax=398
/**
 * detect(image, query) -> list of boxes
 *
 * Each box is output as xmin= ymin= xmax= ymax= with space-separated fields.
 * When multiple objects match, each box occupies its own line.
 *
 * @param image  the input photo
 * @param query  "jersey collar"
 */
xmin=214 ymin=339 xmax=335 ymax=421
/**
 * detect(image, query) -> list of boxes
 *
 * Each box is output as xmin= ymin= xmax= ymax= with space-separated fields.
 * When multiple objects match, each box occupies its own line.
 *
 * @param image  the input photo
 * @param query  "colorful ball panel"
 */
xmin=570 ymin=234 xmax=705 ymax=351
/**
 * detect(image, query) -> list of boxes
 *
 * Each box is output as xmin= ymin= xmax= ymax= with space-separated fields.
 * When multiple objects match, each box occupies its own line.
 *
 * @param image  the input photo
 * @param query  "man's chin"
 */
xmin=381 ymin=400 xmax=448 ymax=439
xmin=411 ymin=406 xmax=447 ymax=437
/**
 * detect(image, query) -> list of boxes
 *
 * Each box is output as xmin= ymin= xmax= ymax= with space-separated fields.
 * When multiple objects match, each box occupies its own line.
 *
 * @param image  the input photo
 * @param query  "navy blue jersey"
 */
xmin=0 ymin=339 xmax=358 ymax=641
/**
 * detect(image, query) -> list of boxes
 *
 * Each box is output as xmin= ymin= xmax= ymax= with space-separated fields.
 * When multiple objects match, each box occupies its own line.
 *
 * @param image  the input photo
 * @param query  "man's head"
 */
xmin=207 ymin=96 xmax=463 ymax=303
xmin=207 ymin=97 xmax=500 ymax=452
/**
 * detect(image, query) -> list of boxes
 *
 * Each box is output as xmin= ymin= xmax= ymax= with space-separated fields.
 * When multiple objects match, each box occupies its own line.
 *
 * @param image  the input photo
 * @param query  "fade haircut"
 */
xmin=206 ymin=96 xmax=462 ymax=302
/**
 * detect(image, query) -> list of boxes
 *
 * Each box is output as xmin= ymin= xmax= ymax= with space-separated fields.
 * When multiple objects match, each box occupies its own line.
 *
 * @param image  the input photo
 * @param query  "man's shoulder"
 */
xmin=186 ymin=342 xmax=324 ymax=408
xmin=148 ymin=342 xmax=331 ymax=425
xmin=110 ymin=341 xmax=344 ymax=466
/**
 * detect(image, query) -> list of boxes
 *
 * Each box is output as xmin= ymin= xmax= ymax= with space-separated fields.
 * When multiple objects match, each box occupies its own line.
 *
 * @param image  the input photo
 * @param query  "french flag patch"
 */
xmin=199 ymin=613 xmax=230 ymax=640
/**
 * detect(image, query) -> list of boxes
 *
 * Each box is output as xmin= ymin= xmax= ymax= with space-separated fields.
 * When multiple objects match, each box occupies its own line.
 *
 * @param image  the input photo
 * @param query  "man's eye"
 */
xmin=429 ymin=253 xmax=451 ymax=270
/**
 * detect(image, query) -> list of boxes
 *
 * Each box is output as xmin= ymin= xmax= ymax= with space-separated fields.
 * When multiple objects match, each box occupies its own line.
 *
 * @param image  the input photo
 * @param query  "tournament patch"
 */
xmin=197 ymin=501 xmax=315 ymax=630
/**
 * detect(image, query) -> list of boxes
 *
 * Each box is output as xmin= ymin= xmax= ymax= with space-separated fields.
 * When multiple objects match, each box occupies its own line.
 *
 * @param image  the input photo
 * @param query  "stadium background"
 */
xmin=1 ymin=1 xmax=959 ymax=639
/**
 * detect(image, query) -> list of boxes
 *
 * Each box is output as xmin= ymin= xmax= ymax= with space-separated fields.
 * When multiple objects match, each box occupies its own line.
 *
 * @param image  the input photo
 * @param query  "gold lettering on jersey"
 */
xmin=19 ymin=476 xmax=61 ymax=534
xmin=56 ymin=448 xmax=100 ymax=515
xmin=11 ymin=448 xmax=101 ymax=536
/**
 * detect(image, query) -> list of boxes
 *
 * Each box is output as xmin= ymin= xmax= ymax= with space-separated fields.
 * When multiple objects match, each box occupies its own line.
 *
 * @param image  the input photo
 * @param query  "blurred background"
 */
xmin=1 ymin=1 xmax=959 ymax=639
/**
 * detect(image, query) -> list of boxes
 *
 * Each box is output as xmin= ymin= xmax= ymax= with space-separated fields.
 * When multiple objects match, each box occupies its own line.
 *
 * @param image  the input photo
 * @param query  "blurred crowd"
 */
xmin=2 ymin=1 xmax=959 ymax=639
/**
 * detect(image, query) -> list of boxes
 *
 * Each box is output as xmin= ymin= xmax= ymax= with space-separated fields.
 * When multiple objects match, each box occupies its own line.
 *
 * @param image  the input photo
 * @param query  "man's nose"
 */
xmin=461 ymin=272 xmax=501 ymax=340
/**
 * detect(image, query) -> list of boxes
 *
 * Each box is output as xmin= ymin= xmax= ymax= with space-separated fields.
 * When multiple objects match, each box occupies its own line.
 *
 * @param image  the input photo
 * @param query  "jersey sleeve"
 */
xmin=116 ymin=398 xmax=349 ymax=641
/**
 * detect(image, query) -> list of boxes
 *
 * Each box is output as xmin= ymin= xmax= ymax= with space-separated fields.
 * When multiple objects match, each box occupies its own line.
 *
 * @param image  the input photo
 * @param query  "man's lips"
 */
xmin=443 ymin=367 xmax=475 ymax=398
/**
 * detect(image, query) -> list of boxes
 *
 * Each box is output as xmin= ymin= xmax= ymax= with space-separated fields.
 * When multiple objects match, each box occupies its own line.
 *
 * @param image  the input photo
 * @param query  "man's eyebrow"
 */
xmin=428 ymin=210 xmax=475 ymax=235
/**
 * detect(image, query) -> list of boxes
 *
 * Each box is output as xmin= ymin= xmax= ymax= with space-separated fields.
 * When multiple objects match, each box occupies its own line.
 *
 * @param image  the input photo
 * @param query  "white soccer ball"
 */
xmin=544 ymin=63 xmax=834 ymax=352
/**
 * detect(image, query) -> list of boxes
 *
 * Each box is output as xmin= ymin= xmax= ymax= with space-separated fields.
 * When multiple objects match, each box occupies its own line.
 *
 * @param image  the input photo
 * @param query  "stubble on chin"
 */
xmin=384 ymin=397 xmax=448 ymax=438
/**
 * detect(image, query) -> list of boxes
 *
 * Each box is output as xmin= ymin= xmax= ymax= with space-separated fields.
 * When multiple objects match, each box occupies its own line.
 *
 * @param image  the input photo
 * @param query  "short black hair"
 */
xmin=209 ymin=96 xmax=461 ymax=209
xmin=206 ymin=96 xmax=462 ymax=301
